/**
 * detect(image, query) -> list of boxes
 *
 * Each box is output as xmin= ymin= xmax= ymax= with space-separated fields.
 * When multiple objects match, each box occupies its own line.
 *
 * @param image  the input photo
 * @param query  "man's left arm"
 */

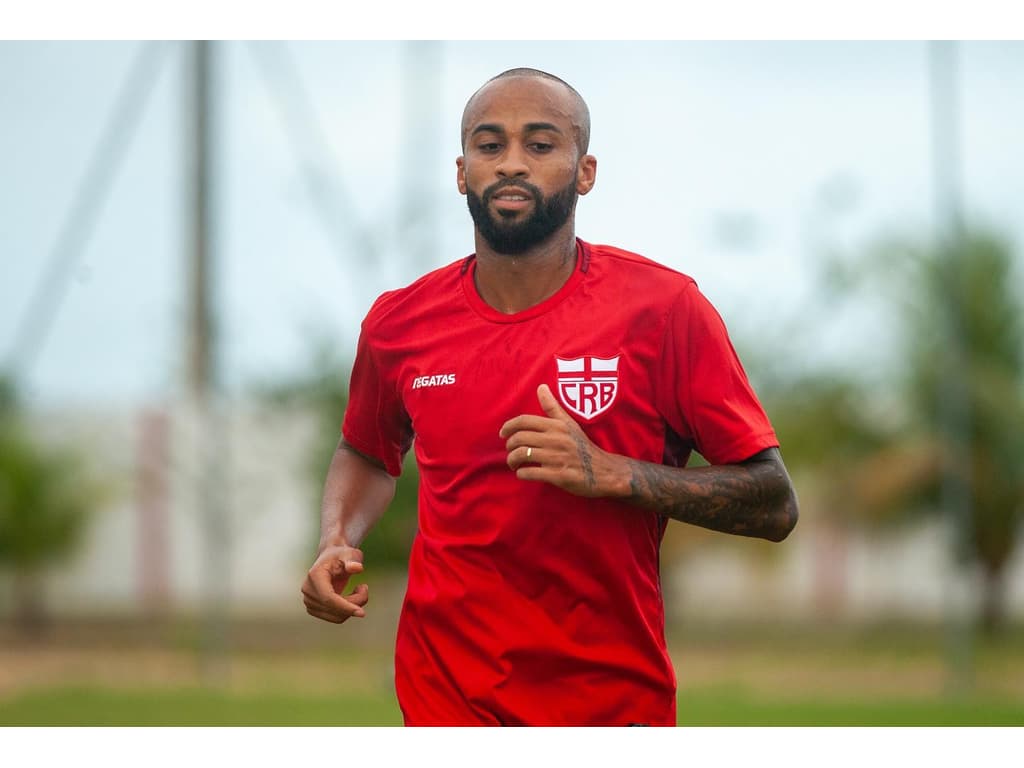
xmin=500 ymin=384 xmax=798 ymax=543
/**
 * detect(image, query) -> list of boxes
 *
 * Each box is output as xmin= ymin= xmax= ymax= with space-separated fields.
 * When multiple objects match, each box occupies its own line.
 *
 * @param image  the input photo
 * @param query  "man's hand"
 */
xmin=499 ymin=383 xmax=629 ymax=498
xmin=301 ymin=544 xmax=369 ymax=624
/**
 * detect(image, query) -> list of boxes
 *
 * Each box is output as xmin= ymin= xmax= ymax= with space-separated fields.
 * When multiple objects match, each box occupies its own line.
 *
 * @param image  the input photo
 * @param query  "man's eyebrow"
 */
xmin=470 ymin=123 xmax=505 ymax=137
xmin=469 ymin=121 xmax=564 ymax=137
xmin=524 ymin=122 xmax=563 ymax=134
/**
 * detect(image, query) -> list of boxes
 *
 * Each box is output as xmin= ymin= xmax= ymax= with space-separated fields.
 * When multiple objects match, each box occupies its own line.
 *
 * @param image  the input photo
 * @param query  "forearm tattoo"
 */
xmin=573 ymin=433 xmax=597 ymax=491
xmin=626 ymin=455 xmax=796 ymax=541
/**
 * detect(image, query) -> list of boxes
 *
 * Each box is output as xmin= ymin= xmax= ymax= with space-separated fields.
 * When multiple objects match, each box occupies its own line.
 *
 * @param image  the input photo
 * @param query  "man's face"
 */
xmin=464 ymin=176 xmax=578 ymax=256
xmin=457 ymin=77 xmax=596 ymax=255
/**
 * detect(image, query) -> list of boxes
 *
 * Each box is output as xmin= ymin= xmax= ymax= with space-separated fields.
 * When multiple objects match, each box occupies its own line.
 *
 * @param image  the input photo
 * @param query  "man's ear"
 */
xmin=456 ymin=156 xmax=467 ymax=195
xmin=576 ymin=154 xmax=597 ymax=196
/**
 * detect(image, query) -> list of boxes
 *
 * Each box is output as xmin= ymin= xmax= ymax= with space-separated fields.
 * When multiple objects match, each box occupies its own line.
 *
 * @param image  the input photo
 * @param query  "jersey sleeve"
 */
xmin=341 ymin=316 xmax=413 ymax=477
xmin=654 ymin=282 xmax=778 ymax=465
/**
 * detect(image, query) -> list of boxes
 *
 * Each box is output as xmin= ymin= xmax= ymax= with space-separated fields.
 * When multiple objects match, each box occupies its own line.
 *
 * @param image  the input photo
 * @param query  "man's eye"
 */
xmin=478 ymin=143 xmax=501 ymax=152
xmin=530 ymin=143 xmax=553 ymax=152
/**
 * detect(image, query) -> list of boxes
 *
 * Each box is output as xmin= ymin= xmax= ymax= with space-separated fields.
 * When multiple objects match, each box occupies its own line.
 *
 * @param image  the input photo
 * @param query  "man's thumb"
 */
xmin=537 ymin=383 xmax=570 ymax=420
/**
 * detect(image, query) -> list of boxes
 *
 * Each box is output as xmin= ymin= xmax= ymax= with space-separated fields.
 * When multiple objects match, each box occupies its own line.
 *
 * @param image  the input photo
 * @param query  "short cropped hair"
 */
xmin=462 ymin=68 xmax=591 ymax=156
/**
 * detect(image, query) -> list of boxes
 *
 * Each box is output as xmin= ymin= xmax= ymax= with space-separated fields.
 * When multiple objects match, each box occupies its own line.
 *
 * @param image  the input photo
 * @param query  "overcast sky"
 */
xmin=2 ymin=40 xmax=1022 ymax=407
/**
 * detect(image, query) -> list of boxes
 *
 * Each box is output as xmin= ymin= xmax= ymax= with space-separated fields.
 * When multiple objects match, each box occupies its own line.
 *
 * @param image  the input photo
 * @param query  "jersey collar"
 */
xmin=460 ymin=239 xmax=590 ymax=324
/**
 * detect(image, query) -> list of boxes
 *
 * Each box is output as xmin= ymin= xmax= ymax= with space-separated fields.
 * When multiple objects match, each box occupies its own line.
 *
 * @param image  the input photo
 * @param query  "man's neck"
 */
xmin=472 ymin=226 xmax=578 ymax=315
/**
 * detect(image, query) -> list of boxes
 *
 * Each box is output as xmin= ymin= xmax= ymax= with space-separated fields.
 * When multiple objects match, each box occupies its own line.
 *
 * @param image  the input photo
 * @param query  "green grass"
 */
xmin=2 ymin=620 xmax=1021 ymax=726
xmin=676 ymin=685 xmax=1024 ymax=726
xmin=2 ymin=685 xmax=1021 ymax=726
xmin=0 ymin=687 xmax=405 ymax=726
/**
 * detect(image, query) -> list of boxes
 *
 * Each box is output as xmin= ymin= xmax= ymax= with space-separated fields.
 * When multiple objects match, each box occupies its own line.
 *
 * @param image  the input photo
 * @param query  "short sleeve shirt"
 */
xmin=343 ymin=240 xmax=778 ymax=725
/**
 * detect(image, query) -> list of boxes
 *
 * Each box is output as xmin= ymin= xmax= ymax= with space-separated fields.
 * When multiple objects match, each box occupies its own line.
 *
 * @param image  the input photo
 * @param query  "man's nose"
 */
xmin=495 ymin=145 xmax=529 ymax=177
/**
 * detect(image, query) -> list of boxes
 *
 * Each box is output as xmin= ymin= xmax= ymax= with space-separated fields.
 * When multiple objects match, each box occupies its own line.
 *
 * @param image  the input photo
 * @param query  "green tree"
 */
xmin=0 ymin=377 xmax=99 ymax=633
xmin=755 ymin=372 xmax=898 ymax=617
xmin=886 ymin=231 xmax=1024 ymax=630
xmin=765 ymin=229 xmax=1024 ymax=631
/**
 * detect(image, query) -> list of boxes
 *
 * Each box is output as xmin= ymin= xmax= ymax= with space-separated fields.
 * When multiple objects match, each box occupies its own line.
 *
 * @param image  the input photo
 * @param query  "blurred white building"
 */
xmin=5 ymin=400 xmax=1024 ymax=625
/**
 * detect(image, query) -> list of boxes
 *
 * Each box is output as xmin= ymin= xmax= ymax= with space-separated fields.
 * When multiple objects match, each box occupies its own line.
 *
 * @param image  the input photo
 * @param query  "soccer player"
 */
xmin=301 ymin=68 xmax=799 ymax=726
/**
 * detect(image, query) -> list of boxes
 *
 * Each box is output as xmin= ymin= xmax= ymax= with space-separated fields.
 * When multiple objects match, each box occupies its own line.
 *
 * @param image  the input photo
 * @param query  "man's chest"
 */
xmin=384 ymin=307 xmax=669 ymax=462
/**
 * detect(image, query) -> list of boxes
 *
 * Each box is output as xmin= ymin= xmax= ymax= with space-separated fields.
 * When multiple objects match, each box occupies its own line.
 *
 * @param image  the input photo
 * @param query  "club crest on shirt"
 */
xmin=555 ymin=355 xmax=620 ymax=420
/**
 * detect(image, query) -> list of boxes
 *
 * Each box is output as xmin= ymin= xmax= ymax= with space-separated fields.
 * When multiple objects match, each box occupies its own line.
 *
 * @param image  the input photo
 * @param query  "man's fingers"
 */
xmin=304 ymin=581 xmax=369 ymax=611
xmin=305 ymin=606 xmax=348 ymax=624
xmin=498 ymin=384 xmax=576 ymax=443
xmin=324 ymin=551 xmax=363 ymax=576
xmin=306 ymin=590 xmax=366 ymax=619
xmin=498 ymin=386 xmax=574 ymax=439
xmin=515 ymin=465 xmax=558 ymax=484
xmin=504 ymin=429 xmax=547 ymax=453
xmin=309 ymin=566 xmax=367 ymax=617
xmin=499 ymin=414 xmax=558 ymax=438
xmin=341 ymin=560 xmax=364 ymax=575
xmin=508 ymin=445 xmax=544 ymax=470
xmin=349 ymin=582 xmax=370 ymax=606
xmin=309 ymin=563 xmax=338 ymax=597
xmin=537 ymin=384 xmax=572 ymax=421
xmin=301 ymin=545 xmax=370 ymax=623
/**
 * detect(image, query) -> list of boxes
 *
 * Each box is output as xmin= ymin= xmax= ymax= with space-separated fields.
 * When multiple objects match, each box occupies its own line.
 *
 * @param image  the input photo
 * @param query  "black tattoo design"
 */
xmin=626 ymin=450 xmax=797 ymax=542
xmin=572 ymin=432 xmax=597 ymax=491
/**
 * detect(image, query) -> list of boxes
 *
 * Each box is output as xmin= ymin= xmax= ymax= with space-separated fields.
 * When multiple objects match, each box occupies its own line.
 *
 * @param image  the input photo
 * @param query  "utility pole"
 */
xmin=187 ymin=39 xmax=230 ymax=683
xmin=188 ymin=40 xmax=213 ymax=400
xmin=400 ymin=41 xmax=443 ymax=279
xmin=928 ymin=40 xmax=974 ymax=696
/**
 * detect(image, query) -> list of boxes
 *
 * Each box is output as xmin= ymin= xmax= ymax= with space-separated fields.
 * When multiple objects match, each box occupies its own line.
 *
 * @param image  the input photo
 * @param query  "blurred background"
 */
xmin=1 ymin=40 xmax=1022 ymax=725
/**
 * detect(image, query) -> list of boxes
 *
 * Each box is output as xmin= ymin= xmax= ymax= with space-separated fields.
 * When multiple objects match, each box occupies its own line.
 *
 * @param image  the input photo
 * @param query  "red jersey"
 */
xmin=342 ymin=240 xmax=778 ymax=726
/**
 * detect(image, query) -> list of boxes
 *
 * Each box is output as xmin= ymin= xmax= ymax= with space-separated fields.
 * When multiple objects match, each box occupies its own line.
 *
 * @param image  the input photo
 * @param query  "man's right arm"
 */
xmin=300 ymin=437 xmax=397 ymax=624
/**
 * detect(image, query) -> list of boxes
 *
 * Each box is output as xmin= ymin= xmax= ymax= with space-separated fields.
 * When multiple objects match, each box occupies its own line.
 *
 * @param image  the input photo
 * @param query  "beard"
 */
xmin=466 ymin=177 xmax=577 ymax=255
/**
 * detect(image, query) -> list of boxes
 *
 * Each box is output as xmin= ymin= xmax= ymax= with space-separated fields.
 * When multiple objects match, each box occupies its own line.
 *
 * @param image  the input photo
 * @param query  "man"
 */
xmin=301 ymin=68 xmax=798 ymax=726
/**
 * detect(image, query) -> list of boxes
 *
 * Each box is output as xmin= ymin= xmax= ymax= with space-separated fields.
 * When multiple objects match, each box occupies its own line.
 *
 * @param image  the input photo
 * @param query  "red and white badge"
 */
xmin=555 ymin=355 xmax=620 ymax=420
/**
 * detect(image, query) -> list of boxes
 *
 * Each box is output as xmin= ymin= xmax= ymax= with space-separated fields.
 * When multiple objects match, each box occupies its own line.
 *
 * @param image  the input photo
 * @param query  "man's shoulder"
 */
xmin=361 ymin=257 xmax=468 ymax=329
xmin=586 ymin=241 xmax=697 ymax=291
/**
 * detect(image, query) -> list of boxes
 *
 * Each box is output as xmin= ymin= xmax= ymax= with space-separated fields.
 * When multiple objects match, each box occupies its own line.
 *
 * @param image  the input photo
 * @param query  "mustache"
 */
xmin=482 ymin=178 xmax=543 ymax=203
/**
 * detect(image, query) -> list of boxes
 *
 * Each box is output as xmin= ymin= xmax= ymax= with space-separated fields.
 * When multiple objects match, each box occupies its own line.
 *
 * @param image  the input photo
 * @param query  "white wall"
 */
xmin=9 ymin=402 xmax=1024 ymax=624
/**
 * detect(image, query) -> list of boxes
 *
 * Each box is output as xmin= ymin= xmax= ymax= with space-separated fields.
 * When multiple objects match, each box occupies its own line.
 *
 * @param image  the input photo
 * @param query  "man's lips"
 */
xmin=489 ymin=188 xmax=534 ymax=209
